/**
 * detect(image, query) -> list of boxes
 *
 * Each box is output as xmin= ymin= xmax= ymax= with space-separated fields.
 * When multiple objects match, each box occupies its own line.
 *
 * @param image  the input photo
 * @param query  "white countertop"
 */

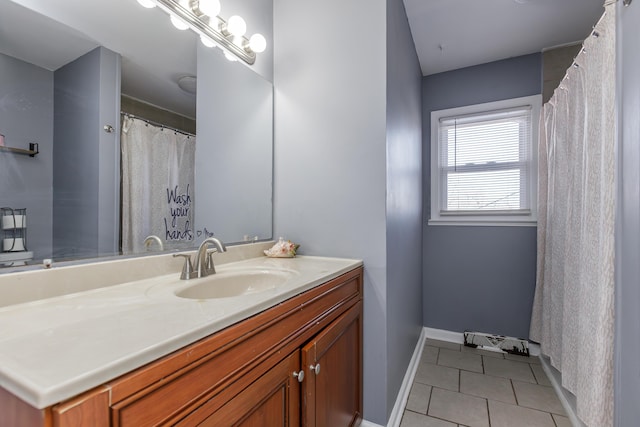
xmin=0 ymin=255 xmax=361 ymax=409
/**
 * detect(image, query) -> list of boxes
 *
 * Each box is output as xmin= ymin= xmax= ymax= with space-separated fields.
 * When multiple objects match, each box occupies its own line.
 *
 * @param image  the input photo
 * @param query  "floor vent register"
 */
xmin=463 ymin=331 xmax=530 ymax=356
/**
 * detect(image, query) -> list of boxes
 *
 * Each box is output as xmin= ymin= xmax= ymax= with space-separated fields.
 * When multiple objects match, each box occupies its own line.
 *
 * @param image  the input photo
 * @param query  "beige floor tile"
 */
xmin=512 ymin=380 xmax=565 ymax=415
xmin=400 ymin=411 xmax=457 ymax=427
xmin=426 ymin=338 xmax=462 ymax=351
xmin=504 ymin=352 xmax=541 ymax=364
xmin=552 ymin=414 xmax=573 ymax=427
xmin=428 ymin=388 xmax=489 ymax=427
xmin=530 ymin=363 xmax=552 ymax=386
xmin=421 ymin=345 xmax=440 ymax=364
xmin=406 ymin=383 xmax=432 ymax=414
xmin=415 ymin=363 xmax=460 ymax=392
xmin=438 ymin=348 xmax=483 ymax=373
xmin=488 ymin=400 xmax=555 ymax=427
xmin=483 ymin=356 xmax=536 ymax=383
xmin=461 ymin=345 xmax=505 ymax=359
xmin=459 ymin=370 xmax=516 ymax=404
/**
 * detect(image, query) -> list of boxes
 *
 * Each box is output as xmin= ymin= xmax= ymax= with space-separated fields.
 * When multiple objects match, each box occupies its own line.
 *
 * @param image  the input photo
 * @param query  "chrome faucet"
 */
xmin=143 ymin=235 xmax=164 ymax=251
xmin=173 ymin=237 xmax=226 ymax=280
xmin=194 ymin=237 xmax=227 ymax=278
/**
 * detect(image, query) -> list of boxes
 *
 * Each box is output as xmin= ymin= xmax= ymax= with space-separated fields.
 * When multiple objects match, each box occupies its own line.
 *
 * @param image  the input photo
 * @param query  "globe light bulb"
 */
xmin=198 ymin=0 xmax=220 ymax=17
xmin=137 ymin=0 xmax=156 ymax=8
xmin=227 ymin=15 xmax=246 ymax=37
xmin=200 ymin=35 xmax=215 ymax=48
xmin=170 ymin=14 xmax=189 ymax=30
xmin=249 ymin=34 xmax=266 ymax=53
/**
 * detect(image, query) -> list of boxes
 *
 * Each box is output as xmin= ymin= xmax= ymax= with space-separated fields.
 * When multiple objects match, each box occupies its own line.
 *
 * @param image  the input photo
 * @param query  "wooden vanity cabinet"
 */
xmin=177 ymin=349 xmax=302 ymax=426
xmin=302 ymin=303 xmax=362 ymax=427
xmin=22 ymin=266 xmax=363 ymax=427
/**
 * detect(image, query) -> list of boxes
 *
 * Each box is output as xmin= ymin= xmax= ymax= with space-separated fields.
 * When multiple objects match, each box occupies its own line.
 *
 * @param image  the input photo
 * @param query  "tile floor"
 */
xmin=400 ymin=339 xmax=570 ymax=427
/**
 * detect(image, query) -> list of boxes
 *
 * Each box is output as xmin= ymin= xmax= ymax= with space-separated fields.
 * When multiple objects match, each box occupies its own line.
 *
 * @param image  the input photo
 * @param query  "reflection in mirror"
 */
xmin=0 ymin=0 xmax=273 ymax=270
xmin=195 ymin=44 xmax=273 ymax=244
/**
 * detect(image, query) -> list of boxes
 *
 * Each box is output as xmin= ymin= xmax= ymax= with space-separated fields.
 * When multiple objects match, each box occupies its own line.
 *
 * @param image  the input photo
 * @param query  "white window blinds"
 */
xmin=437 ymin=106 xmax=533 ymax=215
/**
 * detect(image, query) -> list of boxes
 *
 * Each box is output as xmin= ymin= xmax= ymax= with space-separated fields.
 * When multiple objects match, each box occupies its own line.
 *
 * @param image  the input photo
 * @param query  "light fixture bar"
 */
xmin=155 ymin=0 xmax=256 ymax=65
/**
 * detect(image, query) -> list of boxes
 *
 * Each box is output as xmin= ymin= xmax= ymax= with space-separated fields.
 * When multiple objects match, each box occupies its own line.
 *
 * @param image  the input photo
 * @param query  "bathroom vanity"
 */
xmin=0 ymin=253 xmax=363 ymax=426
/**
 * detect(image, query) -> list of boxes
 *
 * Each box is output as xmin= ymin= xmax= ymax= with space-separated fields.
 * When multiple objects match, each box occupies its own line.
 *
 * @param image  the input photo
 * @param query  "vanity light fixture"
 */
xmin=226 ymin=15 xmax=247 ymax=37
xmin=140 ymin=0 xmax=265 ymax=65
xmin=197 ymin=0 xmax=221 ymax=17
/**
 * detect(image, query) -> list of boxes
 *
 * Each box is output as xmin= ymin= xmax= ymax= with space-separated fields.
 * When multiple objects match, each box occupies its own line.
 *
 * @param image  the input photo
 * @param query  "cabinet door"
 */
xmin=301 ymin=302 xmax=362 ymax=427
xmin=177 ymin=350 xmax=301 ymax=427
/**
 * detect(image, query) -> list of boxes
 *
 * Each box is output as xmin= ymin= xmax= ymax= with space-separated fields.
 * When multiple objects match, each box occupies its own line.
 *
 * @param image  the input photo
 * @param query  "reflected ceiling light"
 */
xmin=150 ymin=0 xmax=264 ymax=65
xmin=137 ymin=0 xmax=157 ymax=8
xmin=177 ymin=75 xmax=197 ymax=94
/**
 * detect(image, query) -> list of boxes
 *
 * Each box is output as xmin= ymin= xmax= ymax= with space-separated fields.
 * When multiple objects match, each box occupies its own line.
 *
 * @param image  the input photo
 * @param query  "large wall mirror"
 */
xmin=0 ymin=0 xmax=273 ymax=270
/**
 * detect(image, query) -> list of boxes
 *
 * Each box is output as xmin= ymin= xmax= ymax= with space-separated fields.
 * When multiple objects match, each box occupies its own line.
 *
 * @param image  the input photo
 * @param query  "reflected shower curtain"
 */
xmin=121 ymin=116 xmax=196 ymax=254
xmin=529 ymin=3 xmax=615 ymax=427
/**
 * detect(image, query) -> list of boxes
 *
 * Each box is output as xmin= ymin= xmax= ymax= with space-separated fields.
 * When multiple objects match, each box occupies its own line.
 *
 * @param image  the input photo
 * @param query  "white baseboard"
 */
xmin=385 ymin=328 xmax=428 ymax=427
xmin=360 ymin=420 xmax=385 ymax=427
xmin=423 ymin=326 xmax=464 ymax=343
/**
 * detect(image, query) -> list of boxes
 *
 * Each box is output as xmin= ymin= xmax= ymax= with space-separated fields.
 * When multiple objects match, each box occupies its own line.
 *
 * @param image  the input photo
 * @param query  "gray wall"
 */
xmin=53 ymin=47 xmax=120 ymax=260
xmin=274 ymin=0 xmax=416 ymax=424
xmin=274 ymin=1 xmax=423 ymax=423
xmin=422 ymin=54 xmax=541 ymax=339
xmin=615 ymin=1 xmax=640 ymax=425
xmin=0 ymin=53 xmax=53 ymax=261
xmin=385 ymin=0 xmax=423 ymax=416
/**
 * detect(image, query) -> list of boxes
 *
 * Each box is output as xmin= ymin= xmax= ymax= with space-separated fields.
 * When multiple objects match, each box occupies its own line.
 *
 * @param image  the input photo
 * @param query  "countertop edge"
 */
xmin=1 ymin=256 xmax=363 ymax=409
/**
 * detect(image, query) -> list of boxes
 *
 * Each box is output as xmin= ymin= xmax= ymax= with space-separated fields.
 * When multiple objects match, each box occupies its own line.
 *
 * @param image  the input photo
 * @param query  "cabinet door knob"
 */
xmin=309 ymin=363 xmax=321 ymax=375
xmin=293 ymin=370 xmax=305 ymax=382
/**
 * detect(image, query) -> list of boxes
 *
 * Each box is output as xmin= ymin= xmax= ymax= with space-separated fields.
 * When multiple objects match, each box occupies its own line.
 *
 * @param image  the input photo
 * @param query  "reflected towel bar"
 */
xmin=0 ymin=143 xmax=39 ymax=157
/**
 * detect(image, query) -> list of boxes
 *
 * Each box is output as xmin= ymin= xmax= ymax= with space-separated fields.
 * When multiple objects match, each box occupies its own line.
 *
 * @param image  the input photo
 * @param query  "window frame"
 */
xmin=429 ymin=95 xmax=541 ymax=226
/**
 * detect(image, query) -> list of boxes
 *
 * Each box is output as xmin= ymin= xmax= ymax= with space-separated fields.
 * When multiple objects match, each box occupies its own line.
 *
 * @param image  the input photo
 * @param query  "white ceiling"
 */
xmin=403 ymin=0 xmax=606 ymax=76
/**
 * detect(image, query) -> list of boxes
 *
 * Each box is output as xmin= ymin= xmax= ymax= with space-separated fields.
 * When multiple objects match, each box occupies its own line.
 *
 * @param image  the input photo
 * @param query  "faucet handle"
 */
xmin=205 ymin=251 xmax=217 ymax=275
xmin=173 ymin=253 xmax=194 ymax=280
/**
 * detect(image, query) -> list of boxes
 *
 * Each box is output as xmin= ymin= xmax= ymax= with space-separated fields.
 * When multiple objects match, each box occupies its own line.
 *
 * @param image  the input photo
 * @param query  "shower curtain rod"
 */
xmin=121 ymin=112 xmax=195 ymax=138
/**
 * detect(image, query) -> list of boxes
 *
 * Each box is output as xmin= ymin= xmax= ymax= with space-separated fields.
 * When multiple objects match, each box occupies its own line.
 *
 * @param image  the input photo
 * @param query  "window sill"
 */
xmin=427 ymin=218 xmax=538 ymax=227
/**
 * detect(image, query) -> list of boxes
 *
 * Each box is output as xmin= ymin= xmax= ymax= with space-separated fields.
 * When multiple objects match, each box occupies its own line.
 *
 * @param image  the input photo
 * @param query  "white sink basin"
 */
xmin=175 ymin=268 xmax=296 ymax=299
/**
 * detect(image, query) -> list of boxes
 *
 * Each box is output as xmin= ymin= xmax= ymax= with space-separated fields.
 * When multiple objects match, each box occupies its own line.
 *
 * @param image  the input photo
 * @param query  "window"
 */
xmin=430 ymin=95 xmax=541 ymax=226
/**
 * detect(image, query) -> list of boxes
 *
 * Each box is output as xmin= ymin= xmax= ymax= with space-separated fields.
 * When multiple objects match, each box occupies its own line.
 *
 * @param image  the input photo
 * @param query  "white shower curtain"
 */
xmin=529 ymin=3 xmax=615 ymax=427
xmin=121 ymin=116 xmax=196 ymax=254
